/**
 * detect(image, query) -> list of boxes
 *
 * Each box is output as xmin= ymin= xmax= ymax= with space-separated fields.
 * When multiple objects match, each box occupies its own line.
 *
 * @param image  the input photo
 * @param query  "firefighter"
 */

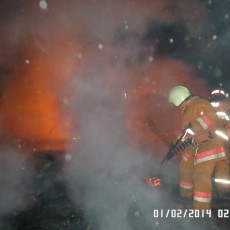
xmin=209 ymin=88 xmax=230 ymax=139
xmin=168 ymin=86 xmax=229 ymax=209
xmin=209 ymin=88 xmax=230 ymax=137
xmin=209 ymin=88 xmax=230 ymax=193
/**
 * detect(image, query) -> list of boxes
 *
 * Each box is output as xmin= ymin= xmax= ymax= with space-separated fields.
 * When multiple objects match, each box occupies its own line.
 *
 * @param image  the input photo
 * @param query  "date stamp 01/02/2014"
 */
xmin=153 ymin=209 xmax=230 ymax=219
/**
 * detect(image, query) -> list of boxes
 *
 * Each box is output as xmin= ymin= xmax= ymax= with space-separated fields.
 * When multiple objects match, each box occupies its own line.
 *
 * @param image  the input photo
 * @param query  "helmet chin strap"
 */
xmin=179 ymin=95 xmax=193 ymax=111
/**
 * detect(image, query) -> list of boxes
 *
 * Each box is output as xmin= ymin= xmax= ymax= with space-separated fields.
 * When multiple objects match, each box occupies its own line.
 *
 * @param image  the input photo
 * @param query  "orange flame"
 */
xmin=145 ymin=176 xmax=161 ymax=187
xmin=0 ymin=33 xmax=81 ymax=151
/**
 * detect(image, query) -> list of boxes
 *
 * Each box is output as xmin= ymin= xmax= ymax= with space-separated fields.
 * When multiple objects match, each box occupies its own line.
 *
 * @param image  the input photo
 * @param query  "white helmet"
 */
xmin=168 ymin=86 xmax=191 ymax=106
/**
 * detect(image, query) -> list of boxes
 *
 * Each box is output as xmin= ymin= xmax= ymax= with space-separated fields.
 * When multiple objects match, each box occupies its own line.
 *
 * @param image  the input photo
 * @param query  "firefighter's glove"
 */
xmin=182 ymin=123 xmax=195 ymax=138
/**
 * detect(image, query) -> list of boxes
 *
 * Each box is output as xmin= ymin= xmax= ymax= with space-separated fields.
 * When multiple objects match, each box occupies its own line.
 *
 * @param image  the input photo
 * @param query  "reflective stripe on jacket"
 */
xmin=182 ymin=97 xmax=217 ymax=135
xmin=194 ymin=146 xmax=226 ymax=165
xmin=182 ymin=96 xmax=227 ymax=151
xmin=196 ymin=115 xmax=212 ymax=130
xmin=182 ymin=151 xmax=190 ymax=161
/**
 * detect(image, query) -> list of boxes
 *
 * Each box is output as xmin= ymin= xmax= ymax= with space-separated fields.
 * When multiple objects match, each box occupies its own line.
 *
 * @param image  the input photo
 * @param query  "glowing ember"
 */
xmin=145 ymin=176 xmax=161 ymax=187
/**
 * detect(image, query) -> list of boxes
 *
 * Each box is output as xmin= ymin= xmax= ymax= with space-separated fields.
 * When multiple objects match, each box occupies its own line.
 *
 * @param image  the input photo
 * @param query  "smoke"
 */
xmin=58 ymin=1 xmax=209 ymax=227
xmin=0 ymin=146 xmax=33 ymax=228
xmin=0 ymin=0 xmax=221 ymax=229
xmin=64 ymin=64 xmax=173 ymax=228
xmin=63 ymin=54 xmax=214 ymax=229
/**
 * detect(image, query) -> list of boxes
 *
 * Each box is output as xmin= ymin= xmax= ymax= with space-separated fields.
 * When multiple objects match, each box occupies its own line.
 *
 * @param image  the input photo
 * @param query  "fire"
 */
xmin=124 ymin=58 xmax=210 ymax=155
xmin=145 ymin=176 xmax=161 ymax=187
xmin=0 ymin=33 xmax=81 ymax=151
xmin=0 ymin=0 xmax=209 ymax=155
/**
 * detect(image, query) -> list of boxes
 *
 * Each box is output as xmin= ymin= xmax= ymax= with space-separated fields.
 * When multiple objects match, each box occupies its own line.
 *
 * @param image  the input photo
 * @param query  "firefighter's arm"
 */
xmin=185 ymin=108 xmax=216 ymax=144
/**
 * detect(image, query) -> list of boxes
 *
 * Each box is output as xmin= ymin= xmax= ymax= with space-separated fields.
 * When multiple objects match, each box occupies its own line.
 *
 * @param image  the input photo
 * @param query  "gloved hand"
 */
xmin=180 ymin=123 xmax=195 ymax=140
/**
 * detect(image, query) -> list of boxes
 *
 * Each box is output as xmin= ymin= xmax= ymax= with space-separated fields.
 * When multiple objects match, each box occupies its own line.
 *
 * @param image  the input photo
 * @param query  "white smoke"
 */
xmin=0 ymin=146 xmax=33 ymax=228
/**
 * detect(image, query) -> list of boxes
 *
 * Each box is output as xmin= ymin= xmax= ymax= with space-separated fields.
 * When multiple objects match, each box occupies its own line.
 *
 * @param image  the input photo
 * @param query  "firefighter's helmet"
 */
xmin=168 ymin=86 xmax=191 ymax=106
xmin=209 ymin=88 xmax=226 ymax=103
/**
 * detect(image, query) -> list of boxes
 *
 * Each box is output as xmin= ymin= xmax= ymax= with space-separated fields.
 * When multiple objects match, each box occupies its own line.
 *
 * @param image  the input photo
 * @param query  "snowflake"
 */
xmin=39 ymin=0 xmax=48 ymax=11
xmin=98 ymin=43 xmax=103 ymax=49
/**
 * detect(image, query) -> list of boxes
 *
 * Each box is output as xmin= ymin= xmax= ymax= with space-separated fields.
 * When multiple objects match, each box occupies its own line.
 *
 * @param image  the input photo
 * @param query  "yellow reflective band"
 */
xmin=194 ymin=152 xmax=226 ymax=165
xmin=182 ymin=155 xmax=188 ymax=161
xmin=196 ymin=117 xmax=208 ymax=129
xmin=216 ymin=111 xmax=230 ymax=121
xmin=211 ymin=102 xmax=219 ymax=107
xmin=180 ymin=184 xmax=193 ymax=189
xmin=215 ymin=130 xmax=229 ymax=140
xmin=193 ymin=196 xmax=212 ymax=203
xmin=214 ymin=178 xmax=230 ymax=184
xmin=180 ymin=181 xmax=193 ymax=189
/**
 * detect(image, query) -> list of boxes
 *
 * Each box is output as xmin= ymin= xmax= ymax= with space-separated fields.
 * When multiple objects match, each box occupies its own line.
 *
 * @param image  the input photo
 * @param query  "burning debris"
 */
xmin=145 ymin=176 xmax=161 ymax=187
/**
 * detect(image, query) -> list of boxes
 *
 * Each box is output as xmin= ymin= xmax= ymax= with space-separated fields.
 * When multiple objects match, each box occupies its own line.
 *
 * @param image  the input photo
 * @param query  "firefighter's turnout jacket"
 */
xmin=211 ymin=98 xmax=230 ymax=189
xmin=179 ymin=96 xmax=229 ymax=209
xmin=211 ymin=99 xmax=230 ymax=138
